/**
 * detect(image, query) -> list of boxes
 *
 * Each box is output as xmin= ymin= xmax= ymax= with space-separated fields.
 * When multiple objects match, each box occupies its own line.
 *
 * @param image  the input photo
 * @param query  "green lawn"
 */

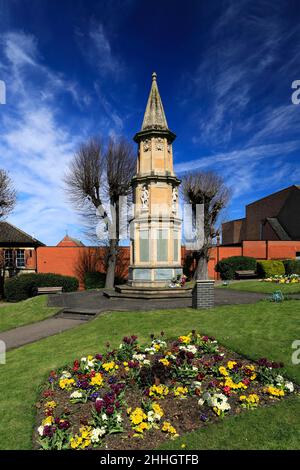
xmin=219 ymin=280 xmax=300 ymax=294
xmin=0 ymin=300 xmax=299 ymax=450
xmin=0 ymin=296 xmax=60 ymax=333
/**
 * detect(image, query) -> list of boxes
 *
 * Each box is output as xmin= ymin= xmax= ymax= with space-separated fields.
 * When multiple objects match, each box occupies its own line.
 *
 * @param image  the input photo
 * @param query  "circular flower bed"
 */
xmin=35 ymin=332 xmax=297 ymax=450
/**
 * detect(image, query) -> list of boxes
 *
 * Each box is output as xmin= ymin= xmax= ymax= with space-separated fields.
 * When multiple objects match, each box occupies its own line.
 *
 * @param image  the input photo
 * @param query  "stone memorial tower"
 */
xmin=128 ymin=72 xmax=183 ymax=287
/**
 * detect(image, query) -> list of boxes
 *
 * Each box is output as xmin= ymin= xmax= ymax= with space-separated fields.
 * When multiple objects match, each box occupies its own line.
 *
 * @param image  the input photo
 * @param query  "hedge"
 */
xmin=84 ymin=272 xmax=106 ymax=290
xmin=283 ymin=259 xmax=300 ymax=275
xmin=215 ymin=256 xmax=257 ymax=280
xmin=4 ymin=273 xmax=79 ymax=302
xmin=256 ymin=260 xmax=285 ymax=278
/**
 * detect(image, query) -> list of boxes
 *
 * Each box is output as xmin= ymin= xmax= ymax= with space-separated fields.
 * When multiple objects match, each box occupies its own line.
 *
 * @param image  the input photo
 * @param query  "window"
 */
xmin=16 ymin=250 xmax=25 ymax=268
xmin=157 ymin=229 xmax=168 ymax=262
xmin=139 ymin=230 xmax=149 ymax=262
xmin=4 ymin=249 xmax=14 ymax=268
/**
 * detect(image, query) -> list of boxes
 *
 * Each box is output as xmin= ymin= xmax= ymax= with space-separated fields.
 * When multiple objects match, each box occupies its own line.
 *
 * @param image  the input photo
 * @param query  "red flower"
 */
xmin=73 ymin=360 xmax=80 ymax=371
xmin=242 ymin=378 xmax=250 ymax=386
xmin=223 ymin=386 xmax=231 ymax=396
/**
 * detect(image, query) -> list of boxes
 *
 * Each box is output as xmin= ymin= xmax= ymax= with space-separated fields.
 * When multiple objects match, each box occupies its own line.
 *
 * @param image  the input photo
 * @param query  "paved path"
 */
xmin=0 ymin=289 xmax=268 ymax=351
xmin=0 ymin=316 xmax=86 ymax=351
xmin=48 ymin=288 xmax=266 ymax=310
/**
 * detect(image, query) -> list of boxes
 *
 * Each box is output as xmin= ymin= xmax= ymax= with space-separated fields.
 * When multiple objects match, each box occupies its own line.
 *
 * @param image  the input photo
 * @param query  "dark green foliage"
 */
xmin=283 ymin=259 xmax=300 ymax=275
xmin=4 ymin=273 xmax=79 ymax=302
xmin=256 ymin=260 xmax=285 ymax=278
xmin=215 ymin=256 xmax=257 ymax=280
xmin=84 ymin=272 xmax=106 ymax=290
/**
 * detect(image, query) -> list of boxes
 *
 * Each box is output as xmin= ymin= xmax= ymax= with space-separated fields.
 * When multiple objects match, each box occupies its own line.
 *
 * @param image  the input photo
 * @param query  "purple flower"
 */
xmin=89 ymin=392 xmax=100 ymax=401
xmin=43 ymin=425 xmax=56 ymax=437
xmin=95 ymin=354 xmax=103 ymax=361
xmin=106 ymin=405 xmax=114 ymax=415
xmin=200 ymin=414 xmax=208 ymax=422
xmin=95 ymin=399 xmax=104 ymax=413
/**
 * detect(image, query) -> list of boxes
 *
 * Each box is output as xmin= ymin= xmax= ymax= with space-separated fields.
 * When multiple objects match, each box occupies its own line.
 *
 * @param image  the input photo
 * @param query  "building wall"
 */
xmin=245 ymin=187 xmax=292 ymax=240
xmin=36 ymin=240 xmax=300 ymax=285
xmin=222 ymin=218 xmax=246 ymax=245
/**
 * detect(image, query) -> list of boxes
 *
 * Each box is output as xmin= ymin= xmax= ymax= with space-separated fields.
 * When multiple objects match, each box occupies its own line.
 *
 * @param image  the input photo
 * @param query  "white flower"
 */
xmin=101 ymin=413 xmax=108 ymax=421
xmin=147 ymin=411 xmax=154 ymax=423
xmin=132 ymin=353 xmax=146 ymax=361
xmin=81 ymin=357 xmax=87 ymax=362
xmin=143 ymin=359 xmax=151 ymax=366
xmin=37 ymin=426 xmax=44 ymax=436
xmin=276 ymin=375 xmax=284 ymax=384
xmin=198 ymin=398 xmax=205 ymax=406
xmin=70 ymin=391 xmax=83 ymax=399
xmin=60 ymin=370 xmax=71 ymax=379
xmin=192 ymin=366 xmax=198 ymax=372
xmin=285 ymin=381 xmax=294 ymax=393
xmin=87 ymin=360 xmax=95 ymax=368
xmin=91 ymin=427 xmax=106 ymax=443
xmin=116 ymin=414 xmax=123 ymax=423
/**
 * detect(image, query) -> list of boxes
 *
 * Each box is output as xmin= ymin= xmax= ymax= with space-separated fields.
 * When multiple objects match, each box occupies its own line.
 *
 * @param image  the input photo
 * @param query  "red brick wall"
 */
xmin=37 ymin=240 xmax=300 ymax=286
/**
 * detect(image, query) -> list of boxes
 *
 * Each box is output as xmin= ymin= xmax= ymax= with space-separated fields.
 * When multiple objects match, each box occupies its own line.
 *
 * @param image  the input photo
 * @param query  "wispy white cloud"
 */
xmin=0 ymin=31 xmax=90 ymax=244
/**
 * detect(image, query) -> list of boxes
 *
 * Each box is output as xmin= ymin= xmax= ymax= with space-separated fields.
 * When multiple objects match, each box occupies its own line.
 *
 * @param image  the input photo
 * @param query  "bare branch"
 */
xmin=0 ymin=169 xmax=16 ymax=220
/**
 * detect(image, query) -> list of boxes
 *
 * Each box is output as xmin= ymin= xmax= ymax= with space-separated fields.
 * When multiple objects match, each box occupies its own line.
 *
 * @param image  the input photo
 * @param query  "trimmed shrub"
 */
xmin=215 ymin=256 xmax=257 ymax=280
xmin=4 ymin=273 xmax=79 ymax=302
xmin=84 ymin=272 xmax=106 ymax=290
xmin=283 ymin=259 xmax=300 ymax=275
xmin=256 ymin=260 xmax=285 ymax=278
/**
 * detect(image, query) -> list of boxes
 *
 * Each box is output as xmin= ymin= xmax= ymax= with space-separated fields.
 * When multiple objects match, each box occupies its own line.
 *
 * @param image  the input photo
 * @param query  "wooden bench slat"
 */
xmin=36 ymin=287 xmax=63 ymax=294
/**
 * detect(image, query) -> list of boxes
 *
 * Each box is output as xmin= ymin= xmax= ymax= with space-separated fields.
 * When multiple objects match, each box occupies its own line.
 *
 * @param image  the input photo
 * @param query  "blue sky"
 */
xmin=0 ymin=0 xmax=300 ymax=245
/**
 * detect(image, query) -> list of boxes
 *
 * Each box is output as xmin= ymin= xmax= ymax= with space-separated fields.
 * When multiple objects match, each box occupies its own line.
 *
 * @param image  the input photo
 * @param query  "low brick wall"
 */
xmin=192 ymin=280 xmax=215 ymax=309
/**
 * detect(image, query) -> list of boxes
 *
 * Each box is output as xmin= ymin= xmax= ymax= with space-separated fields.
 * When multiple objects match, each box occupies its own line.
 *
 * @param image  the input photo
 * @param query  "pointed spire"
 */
xmin=141 ymin=72 xmax=169 ymax=131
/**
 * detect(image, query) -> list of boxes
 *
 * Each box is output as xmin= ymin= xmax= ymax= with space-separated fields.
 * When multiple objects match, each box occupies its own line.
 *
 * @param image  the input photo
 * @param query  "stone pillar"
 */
xmin=192 ymin=280 xmax=215 ymax=309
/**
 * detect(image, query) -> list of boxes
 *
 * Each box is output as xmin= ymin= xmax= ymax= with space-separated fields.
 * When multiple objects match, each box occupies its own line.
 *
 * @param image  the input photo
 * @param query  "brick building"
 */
xmin=0 ymin=221 xmax=44 ymax=276
xmin=222 ymin=185 xmax=300 ymax=244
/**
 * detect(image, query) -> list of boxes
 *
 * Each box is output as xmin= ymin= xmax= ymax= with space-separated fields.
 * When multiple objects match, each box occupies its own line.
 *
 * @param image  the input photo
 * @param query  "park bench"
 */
xmin=36 ymin=286 xmax=63 ymax=295
xmin=235 ymin=270 xmax=257 ymax=279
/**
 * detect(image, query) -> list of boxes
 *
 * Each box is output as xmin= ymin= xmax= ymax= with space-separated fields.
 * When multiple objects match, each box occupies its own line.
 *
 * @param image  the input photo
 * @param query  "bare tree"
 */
xmin=0 ymin=169 xmax=16 ymax=220
xmin=181 ymin=171 xmax=230 ymax=280
xmin=65 ymin=136 xmax=136 ymax=288
xmin=0 ymin=169 xmax=16 ymax=296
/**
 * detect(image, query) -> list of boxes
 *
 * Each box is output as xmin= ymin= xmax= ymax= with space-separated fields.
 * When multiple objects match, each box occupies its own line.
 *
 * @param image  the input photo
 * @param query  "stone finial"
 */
xmin=141 ymin=72 xmax=168 ymax=131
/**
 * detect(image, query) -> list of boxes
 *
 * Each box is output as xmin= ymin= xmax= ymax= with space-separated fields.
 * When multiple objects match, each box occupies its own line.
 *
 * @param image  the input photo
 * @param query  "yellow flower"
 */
xmin=174 ymin=386 xmax=188 ymax=397
xmin=70 ymin=436 xmax=82 ymax=449
xmin=134 ymin=422 xmax=149 ymax=433
xmin=42 ymin=415 xmax=54 ymax=426
xmin=130 ymin=408 xmax=147 ymax=425
xmin=178 ymin=335 xmax=191 ymax=344
xmin=152 ymin=403 xmax=164 ymax=417
xmin=90 ymin=372 xmax=104 ymax=386
xmin=44 ymin=401 xmax=57 ymax=409
xmin=219 ymin=366 xmax=229 ymax=376
xmin=123 ymin=362 xmax=128 ymax=367
xmin=213 ymin=406 xmax=221 ymax=416
xmin=162 ymin=421 xmax=178 ymax=436
xmin=227 ymin=361 xmax=237 ymax=370
xmin=149 ymin=384 xmax=169 ymax=398
xmin=154 ymin=344 xmax=161 ymax=351
xmin=102 ymin=361 xmax=116 ymax=372
xmin=87 ymin=355 xmax=94 ymax=361
xmin=159 ymin=358 xmax=170 ymax=367
xmin=59 ymin=378 xmax=75 ymax=390
xmin=264 ymin=386 xmax=285 ymax=397
xmin=80 ymin=426 xmax=92 ymax=439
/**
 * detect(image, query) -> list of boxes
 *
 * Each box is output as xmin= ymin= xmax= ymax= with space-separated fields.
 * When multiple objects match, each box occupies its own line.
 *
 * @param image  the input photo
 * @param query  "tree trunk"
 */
xmin=193 ymin=248 xmax=209 ymax=280
xmin=105 ymin=238 xmax=118 ymax=288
